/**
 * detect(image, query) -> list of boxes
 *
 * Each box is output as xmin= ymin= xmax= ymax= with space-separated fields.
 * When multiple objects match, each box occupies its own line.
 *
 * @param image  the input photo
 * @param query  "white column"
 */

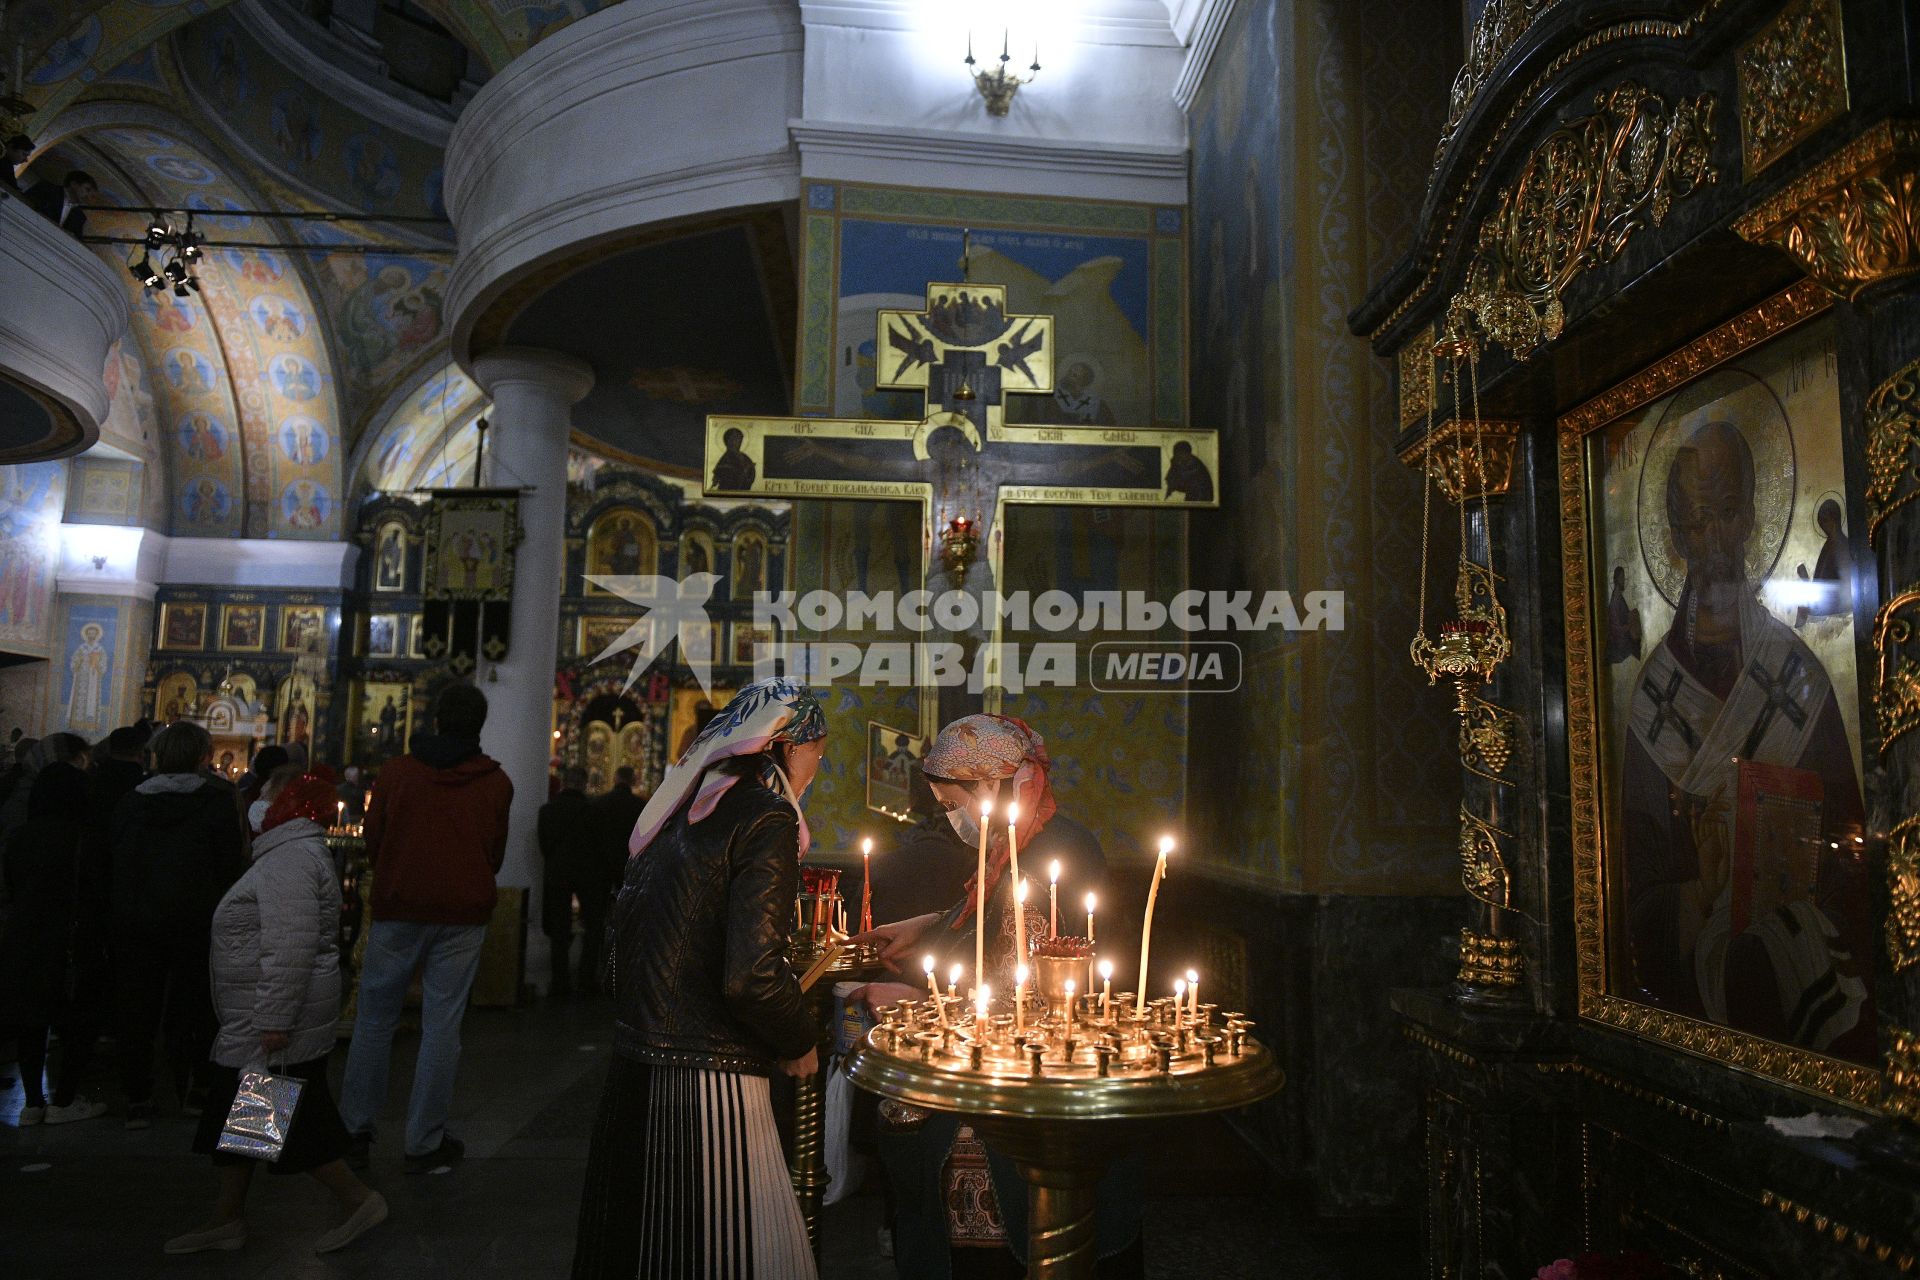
xmin=469 ymin=347 xmax=593 ymax=995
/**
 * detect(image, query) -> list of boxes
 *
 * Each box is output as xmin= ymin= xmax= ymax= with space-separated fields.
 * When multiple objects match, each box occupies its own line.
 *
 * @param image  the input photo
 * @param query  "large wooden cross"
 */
xmin=705 ymin=280 xmax=1218 ymax=722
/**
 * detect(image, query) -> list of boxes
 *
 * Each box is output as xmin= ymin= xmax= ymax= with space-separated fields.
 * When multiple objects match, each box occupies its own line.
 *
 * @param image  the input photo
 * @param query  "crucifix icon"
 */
xmin=705 ymin=279 xmax=1218 ymax=722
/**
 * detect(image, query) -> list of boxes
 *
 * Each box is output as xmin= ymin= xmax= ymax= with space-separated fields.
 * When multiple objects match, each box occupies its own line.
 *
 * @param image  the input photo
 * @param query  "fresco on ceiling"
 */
xmin=84 ymin=128 xmax=343 ymax=539
xmin=504 ymin=224 xmax=789 ymax=472
xmin=97 ymin=340 xmax=160 ymax=461
xmin=176 ymin=13 xmax=450 ymax=220
xmin=301 ymin=222 xmax=449 ymax=427
xmin=0 ymin=462 xmax=70 ymax=657
xmin=359 ymin=364 xmax=485 ymax=494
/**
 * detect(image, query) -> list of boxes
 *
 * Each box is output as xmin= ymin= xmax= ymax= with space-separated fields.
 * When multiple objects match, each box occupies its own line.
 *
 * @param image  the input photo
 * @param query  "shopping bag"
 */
xmin=214 ymin=1066 xmax=304 ymax=1163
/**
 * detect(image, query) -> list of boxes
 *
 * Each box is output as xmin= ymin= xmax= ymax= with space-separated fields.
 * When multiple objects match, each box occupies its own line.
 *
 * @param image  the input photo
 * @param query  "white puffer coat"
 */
xmin=208 ymin=817 xmax=341 ymax=1068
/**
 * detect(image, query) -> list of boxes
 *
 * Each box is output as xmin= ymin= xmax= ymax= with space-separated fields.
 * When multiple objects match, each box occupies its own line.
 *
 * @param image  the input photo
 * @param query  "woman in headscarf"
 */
xmin=849 ymin=714 xmax=1135 ymax=1280
xmin=573 ymin=678 xmax=828 ymax=1280
xmin=169 ymin=767 xmax=385 ymax=1257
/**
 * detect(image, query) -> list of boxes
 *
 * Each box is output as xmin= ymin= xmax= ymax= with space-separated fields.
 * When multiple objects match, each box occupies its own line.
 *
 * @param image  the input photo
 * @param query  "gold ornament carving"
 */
xmin=1438 ymin=81 xmax=1718 ymax=359
xmin=1736 ymin=0 xmax=1849 ymax=178
xmin=1456 ymin=928 xmax=1524 ymax=989
xmin=1460 ymin=695 xmax=1518 ymax=782
xmin=1459 ymin=805 xmax=1512 ymax=910
xmin=1887 ymin=816 xmax=1920 ymax=975
xmin=1429 ymin=0 xmax=1562 ymax=189
xmin=1398 ymin=417 xmax=1523 ymax=502
xmin=1865 ymin=354 xmax=1920 ymax=544
xmin=1763 ymin=1187 xmax=1918 ymax=1269
xmin=1886 ymin=1026 xmax=1920 ymax=1124
xmin=1873 ymin=585 xmax=1920 ymax=755
xmin=1398 ymin=325 xmax=1435 ymax=429
xmin=1734 ymin=120 xmax=1920 ymax=299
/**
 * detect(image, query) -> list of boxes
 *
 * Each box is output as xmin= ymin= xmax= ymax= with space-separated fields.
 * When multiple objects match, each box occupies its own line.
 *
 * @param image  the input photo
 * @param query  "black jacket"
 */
xmin=588 ymin=786 xmax=646 ymax=887
xmin=608 ymin=778 xmax=814 ymax=1075
xmin=537 ymin=788 xmax=595 ymax=883
xmin=0 ymin=764 xmax=95 ymax=1025
xmin=109 ymin=773 xmax=247 ymax=936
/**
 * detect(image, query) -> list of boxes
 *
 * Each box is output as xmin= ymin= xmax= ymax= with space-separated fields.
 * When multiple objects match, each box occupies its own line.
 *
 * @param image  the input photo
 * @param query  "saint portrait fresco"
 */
xmin=220 ymin=603 xmax=265 ymax=651
xmin=159 ymin=601 xmax=207 ymax=650
xmin=731 ymin=530 xmax=768 ymax=600
xmin=281 ymin=604 xmax=326 ymax=653
xmin=1568 ymin=311 xmax=1875 ymax=1069
xmin=374 ymin=522 xmax=408 ymax=592
xmin=866 ymin=721 xmax=925 ymax=817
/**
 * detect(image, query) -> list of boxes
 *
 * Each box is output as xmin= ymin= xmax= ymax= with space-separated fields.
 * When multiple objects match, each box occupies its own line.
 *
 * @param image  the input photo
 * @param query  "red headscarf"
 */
xmin=262 ymin=767 xmax=339 ymax=833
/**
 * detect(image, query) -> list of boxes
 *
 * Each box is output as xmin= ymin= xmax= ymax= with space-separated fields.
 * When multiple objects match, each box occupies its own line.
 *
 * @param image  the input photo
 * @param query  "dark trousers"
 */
xmin=17 ymin=1014 xmax=95 ymax=1107
xmin=542 ymin=870 xmax=608 ymax=993
xmin=115 ymin=926 xmax=215 ymax=1104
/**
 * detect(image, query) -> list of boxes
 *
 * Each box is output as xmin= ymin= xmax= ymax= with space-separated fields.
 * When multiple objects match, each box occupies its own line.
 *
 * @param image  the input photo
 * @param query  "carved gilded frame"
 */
xmin=1559 ymin=279 xmax=1885 ymax=1106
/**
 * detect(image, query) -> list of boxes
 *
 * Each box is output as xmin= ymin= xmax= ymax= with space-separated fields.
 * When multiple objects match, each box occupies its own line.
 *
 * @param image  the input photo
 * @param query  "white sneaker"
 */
xmin=17 ymin=1105 xmax=45 ymax=1127
xmin=44 ymin=1098 xmax=108 ymax=1125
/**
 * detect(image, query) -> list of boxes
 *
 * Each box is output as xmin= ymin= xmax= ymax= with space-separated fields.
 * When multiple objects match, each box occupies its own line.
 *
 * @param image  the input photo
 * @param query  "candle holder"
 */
xmin=939 ymin=512 xmax=981 ymax=586
xmin=1030 ymin=937 xmax=1093 ymax=1009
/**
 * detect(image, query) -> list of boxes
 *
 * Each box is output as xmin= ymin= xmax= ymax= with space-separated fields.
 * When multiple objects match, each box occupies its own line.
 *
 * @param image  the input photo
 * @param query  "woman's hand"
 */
xmin=850 ymin=982 xmax=921 ymax=1016
xmin=778 ymin=1047 xmax=819 ymax=1078
xmin=848 ymin=913 xmax=941 ymax=971
xmin=259 ymin=1029 xmax=290 ymax=1054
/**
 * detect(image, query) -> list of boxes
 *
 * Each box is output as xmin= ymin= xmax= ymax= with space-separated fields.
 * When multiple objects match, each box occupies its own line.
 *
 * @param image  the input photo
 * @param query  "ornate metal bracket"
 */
xmin=1399 ymin=417 xmax=1523 ymax=503
xmin=1866 ymin=356 xmax=1920 ymax=544
xmin=1734 ymin=120 xmax=1920 ymax=300
xmin=1459 ymin=804 xmax=1512 ymax=911
xmin=1734 ymin=0 xmax=1849 ymax=179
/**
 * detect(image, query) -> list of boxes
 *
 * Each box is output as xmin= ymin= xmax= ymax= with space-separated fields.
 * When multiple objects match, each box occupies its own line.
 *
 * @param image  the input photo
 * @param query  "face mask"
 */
xmin=247 ymin=799 xmax=269 ymax=834
xmin=946 ymin=807 xmax=981 ymax=845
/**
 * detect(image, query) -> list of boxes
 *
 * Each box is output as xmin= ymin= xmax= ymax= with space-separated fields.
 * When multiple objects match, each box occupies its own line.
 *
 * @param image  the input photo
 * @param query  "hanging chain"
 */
xmin=1469 ymin=351 xmax=1496 ymax=595
xmin=1453 ymin=355 xmax=1469 ymax=573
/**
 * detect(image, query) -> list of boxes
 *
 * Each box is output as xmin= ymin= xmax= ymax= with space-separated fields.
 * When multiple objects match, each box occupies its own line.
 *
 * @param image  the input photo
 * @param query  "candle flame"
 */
xmin=862 ymin=837 xmax=873 ymax=855
xmin=980 ymin=797 xmax=995 ymax=817
xmin=1174 ymin=978 xmax=1187 ymax=998
xmin=1015 ymin=963 xmax=1029 ymax=986
xmin=1048 ymin=859 xmax=1060 ymax=883
xmin=1064 ymin=979 xmax=1076 ymax=997
xmin=1158 ymin=835 xmax=1175 ymax=856
xmin=948 ymin=962 xmax=963 ymax=984
xmin=1085 ymin=891 xmax=1097 ymax=912
xmin=1186 ymin=968 xmax=1198 ymax=983
xmin=922 ymin=953 xmax=935 ymax=975
xmin=1099 ymin=959 xmax=1114 ymax=979
xmin=1015 ymin=878 xmax=1029 ymax=902
xmin=1007 ymin=801 xmax=1020 ymax=823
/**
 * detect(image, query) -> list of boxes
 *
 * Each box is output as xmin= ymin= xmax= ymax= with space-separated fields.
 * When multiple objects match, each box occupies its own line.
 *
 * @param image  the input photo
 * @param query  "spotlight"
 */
xmin=163 ymin=257 xmax=187 ymax=284
xmin=128 ymin=255 xmax=161 ymax=287
xmin=172 ymin=282 xmax=189 ymax=297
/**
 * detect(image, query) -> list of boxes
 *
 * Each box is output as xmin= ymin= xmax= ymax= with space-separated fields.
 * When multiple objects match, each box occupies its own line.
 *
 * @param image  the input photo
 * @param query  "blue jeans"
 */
xmin=339 ymin=920 xmax=487 ymax=1157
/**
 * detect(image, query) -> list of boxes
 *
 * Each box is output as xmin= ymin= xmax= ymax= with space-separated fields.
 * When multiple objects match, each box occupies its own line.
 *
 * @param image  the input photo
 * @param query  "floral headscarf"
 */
xmin=923 ymin=714 xmax=1055 ymax=927
xmin=629 ymin=678 xmax=827 ymax=857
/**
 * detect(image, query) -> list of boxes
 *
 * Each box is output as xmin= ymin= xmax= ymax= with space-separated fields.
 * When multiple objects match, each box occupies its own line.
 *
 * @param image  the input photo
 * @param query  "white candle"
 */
xmin=1007 ymin=801 xmax=1023 ymax=958
xmin=1173 ymin=978 xmax=1187 ymax=1029
xmin=1085 ymin=892 xmax=1097 ymax=943
xmin=1048 ymin=859 xmax=1060 ymax=937
xmin=1186 ymin=968 xmax=1200 ymax=1022
xmin=1014 ymin=877 xmax=1030 ymax=967
xmin=975 ymin=983 xmax=991 ymax=1026
xmin=1099 ymin=959 xmax=1113 ymax=1017
xmin=1064 ymin=978 xmax=1076 ymax=1034
xmin=973 ymin=798 xmax=993 ymax=993
xmin=860 ymin=837 xmax=873 ymax=932
xmin=948 ymin=963 xmax=962 ymax=1001
xmin=924 ymin=955 xmax=949 ymax=1029
xmin=1136 ymin=836 xmax=1174 ymax=1006
xmin=1015 ymin=963 xmax=1028 ymax=1031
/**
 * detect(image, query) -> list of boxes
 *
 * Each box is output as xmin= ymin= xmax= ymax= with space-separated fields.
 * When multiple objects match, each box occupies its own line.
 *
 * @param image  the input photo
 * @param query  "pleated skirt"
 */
xmin=573 ymin=1056 xmax=817 ymax=1280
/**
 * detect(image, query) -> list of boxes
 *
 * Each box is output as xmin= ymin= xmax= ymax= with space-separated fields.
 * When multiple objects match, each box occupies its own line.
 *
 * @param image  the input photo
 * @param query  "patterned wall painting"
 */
xmin=51 ymin=598 xmax=123 ymax=737
xmin=357 ymin=363 xmax=485 ymax=495
xmin=300 ymin=222 xmax=449 ymax=429
xmin=175 ymin=12 xmax=449 ymax=221
xmin=0 ymin=462 xmax=71 ymax=658
xmin=71 ymin=127 xmax=344 ymax=539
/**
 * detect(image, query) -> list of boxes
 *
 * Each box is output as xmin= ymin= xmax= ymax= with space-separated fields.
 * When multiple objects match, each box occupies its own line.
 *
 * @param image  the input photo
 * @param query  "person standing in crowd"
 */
xmin=0 ymin=736 xmax=46 ymax=841
xmin=167 ymin=768 xmax=387 ymax=1257
xmin=111 ymin=721 xmax=247 ymax=1128
xmin=335 ymin=765 xmax=366 ymax=824
xmin=3 ymin=135 xmax=33 ymax=194
xmin=1 ymin=735 xmax=109 ymax=1124
xmin=573 ymin=679 xmax=826 ymax=1279
xmin=537 ymin=767 xmax=596 ymax=998
xmin=588 ymin=766 xmax=647 ymax=925
xmin=24 ymin=168 xmax=98 ymax=237
xmin=238 ymin=746 xmax=289 ymax=815
xmin=338 ymin=684 xmax=511 ymax=1174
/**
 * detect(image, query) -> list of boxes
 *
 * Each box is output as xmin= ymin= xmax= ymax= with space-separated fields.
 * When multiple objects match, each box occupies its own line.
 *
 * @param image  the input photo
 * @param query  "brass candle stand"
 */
xmin=847 ymin=987 xmax=1282 ymax=1279
xmin=786 ymin=870 xmax=883 ymax=1255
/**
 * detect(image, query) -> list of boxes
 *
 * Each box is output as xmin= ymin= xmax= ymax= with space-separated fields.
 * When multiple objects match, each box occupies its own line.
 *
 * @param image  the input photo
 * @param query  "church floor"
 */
xmin=1 ymin=997 xmax=1413 ymax=1278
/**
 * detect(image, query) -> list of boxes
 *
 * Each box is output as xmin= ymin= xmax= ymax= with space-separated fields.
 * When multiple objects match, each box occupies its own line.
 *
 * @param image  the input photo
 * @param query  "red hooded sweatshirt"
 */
xmin=365 ymin=734 xmax=514 ymax=926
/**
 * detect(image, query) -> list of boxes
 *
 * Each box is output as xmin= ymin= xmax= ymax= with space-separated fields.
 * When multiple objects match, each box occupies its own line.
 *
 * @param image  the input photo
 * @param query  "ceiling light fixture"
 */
xmin=965 ymin=28 xmax=1039 ymax=117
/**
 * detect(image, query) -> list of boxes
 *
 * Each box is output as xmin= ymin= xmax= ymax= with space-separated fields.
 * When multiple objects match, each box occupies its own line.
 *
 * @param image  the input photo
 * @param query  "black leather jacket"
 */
xmin=607 ymin=779 xmax=815 ymax=1075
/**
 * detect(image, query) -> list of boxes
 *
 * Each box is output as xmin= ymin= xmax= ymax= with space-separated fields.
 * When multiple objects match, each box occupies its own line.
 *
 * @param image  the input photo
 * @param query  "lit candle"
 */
xmin=860 ymin=836 xmax=874 ymax=933
xmin=948 ymin=963 xmax=962 ymax=1002
xmin=1064 ymin=978 xmax=1076 ymax=1035
xmin=924 ymin=955 xmax=949 ymax=1029
xmin=1099 ymin=959 xmax=1113 ymax=1017
xmin=1186 ymin=968 xmax=1199 ymax=1022
xmin=1007 ymin=801 xmax=1024 ymax=957
xmin=336 ymin=800 xmax=345 ymax=830
xmin=973 ymin=798 xmax=993 ymax=995
xmin=1048 ymin=859 xmax=1061 ymax=937
xmin=1014 ymin=877 xmax=1030 ymax=967
xmin=1085 ymin=892 xmax=1097 ymax=944
xmin=1173 ymin=978 xmax=1187 ymax=1029
xmin=1015 ymin=963 xmax=1029 ymax=1031
xmin=1136 ymin=835 xmax=1174 ymax=1006
xmin=976 ymin=982 xmax=991 ymax=1026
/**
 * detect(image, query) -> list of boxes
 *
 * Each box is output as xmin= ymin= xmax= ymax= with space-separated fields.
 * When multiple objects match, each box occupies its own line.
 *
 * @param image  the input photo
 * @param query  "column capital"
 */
xmin=468 ymin=346 xmax=595 ymax=404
